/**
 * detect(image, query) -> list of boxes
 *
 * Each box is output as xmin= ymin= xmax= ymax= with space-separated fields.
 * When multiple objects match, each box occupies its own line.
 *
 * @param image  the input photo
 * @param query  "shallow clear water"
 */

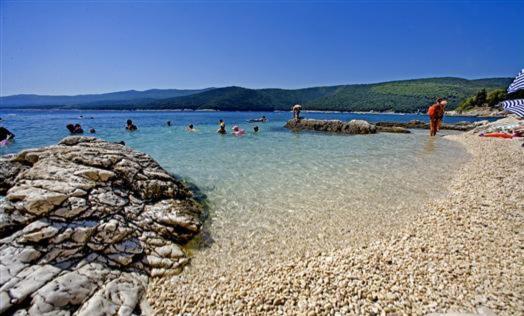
xmin=0 ymin=110 xmax=477 ymax=266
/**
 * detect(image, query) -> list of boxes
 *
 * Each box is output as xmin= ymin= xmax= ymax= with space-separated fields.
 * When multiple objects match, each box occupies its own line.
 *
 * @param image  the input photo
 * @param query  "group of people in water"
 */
xmin=1 ymin=103 xmax=457 ymax=148
xmin=217 ymin=118 xmax=262 ymax=135
xmin=64 ymin=116 xmax=267 ymax=137
xmin=427 ymin=98 xmax=448 ymax=136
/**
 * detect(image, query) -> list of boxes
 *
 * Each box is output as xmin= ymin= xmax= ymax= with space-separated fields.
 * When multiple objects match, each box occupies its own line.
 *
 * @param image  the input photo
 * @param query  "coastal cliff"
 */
xmin=0 ymin=137 xmax=203 ymax=315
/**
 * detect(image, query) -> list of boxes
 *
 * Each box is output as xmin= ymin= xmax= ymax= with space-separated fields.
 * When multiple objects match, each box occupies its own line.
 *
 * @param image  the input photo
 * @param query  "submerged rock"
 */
xmin=375 ymin=126 xmax=411 ymax=134
xmin=0 ymin=136 xmax=203 ymax=315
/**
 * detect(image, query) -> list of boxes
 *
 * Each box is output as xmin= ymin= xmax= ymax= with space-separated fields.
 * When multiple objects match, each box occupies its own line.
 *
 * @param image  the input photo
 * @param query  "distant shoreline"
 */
xmin=2 ymin=108 xmax=407 ymax=113
xmin=0 ymin=108 xmax=506 ymax=121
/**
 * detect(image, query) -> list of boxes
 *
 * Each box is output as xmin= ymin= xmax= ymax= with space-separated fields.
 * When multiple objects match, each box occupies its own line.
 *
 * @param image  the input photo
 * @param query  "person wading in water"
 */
xmin=217 ymin=119 xmax=226 ymax=134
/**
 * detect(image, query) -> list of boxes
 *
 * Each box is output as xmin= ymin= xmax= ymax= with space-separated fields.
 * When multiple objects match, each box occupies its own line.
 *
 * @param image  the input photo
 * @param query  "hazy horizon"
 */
xmin=1 ymin=1 xmax=523 ymax=96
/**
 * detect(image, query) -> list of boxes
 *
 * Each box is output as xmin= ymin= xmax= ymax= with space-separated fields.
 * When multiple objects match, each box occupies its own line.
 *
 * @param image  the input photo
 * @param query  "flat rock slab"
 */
xmin=0 ymin=136 xmax=203 ymax=315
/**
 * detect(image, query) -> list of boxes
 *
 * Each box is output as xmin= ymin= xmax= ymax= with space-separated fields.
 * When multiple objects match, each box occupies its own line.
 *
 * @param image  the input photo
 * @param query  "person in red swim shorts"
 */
xmin=428 ymin=98 xmax=442 ymax=136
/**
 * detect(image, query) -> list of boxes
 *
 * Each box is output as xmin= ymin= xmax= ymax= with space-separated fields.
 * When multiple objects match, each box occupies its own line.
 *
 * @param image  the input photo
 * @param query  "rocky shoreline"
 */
xmin=149 ymin=119 xmax=523 ymax=315
xmin=0 ymin=123 xmax=521 ymax=315
xmin=0 ymin=137 xmax=203 ymax=315
xmin=284 ymin=118 xmax=485 ymax=134
xmin=446 ymin=108 xmax=507 ymax=118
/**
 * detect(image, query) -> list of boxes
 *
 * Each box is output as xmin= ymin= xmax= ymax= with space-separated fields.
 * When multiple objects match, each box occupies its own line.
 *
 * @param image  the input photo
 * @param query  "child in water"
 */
xmin=187 ymin=124 xmax=197 ymax=132
xmin=232 ymin=126 xmax=246 ymax=136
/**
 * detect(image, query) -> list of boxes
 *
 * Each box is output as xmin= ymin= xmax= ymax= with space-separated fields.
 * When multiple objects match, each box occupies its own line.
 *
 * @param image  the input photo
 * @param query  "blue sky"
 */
xmin=1 ymin=0 xmax=523 ymax=96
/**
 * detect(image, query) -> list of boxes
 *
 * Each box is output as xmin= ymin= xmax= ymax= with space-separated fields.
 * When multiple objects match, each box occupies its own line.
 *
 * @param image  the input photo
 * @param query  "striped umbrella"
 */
xmin=501 ymin=99 xmax=524 ymax=118
xmin=507 ymin=69 xmax=524 ymax=94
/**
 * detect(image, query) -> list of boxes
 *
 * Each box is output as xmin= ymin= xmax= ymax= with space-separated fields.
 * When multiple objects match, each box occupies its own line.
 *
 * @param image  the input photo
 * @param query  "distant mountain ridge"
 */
xmin=0 ymin=88 xmax=212 ymax=107
xmin=0 ymin=77 xmax=512 ymax=112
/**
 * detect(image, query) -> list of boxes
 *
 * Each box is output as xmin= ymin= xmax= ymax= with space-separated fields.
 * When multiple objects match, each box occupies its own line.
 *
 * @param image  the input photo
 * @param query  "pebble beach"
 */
xmin=148 ymin=122 xmax=524 ymax=315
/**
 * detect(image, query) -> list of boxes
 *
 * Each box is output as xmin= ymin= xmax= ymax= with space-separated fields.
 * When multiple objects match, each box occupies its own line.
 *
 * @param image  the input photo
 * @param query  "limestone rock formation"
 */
xmin=285 ymin=119 xmax=378 ymax=134
xmin=0 ymin=136 xmax=203 ymax=315
xmin=284 ymin=119 xmax=412 ymax=134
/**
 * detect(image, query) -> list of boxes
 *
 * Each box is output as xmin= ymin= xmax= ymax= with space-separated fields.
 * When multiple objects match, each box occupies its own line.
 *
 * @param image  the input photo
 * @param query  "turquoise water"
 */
xmin=0 ymin=110 xmax=487 ymax=155
xmin=0 ymin=110 xmax=475 ymax=265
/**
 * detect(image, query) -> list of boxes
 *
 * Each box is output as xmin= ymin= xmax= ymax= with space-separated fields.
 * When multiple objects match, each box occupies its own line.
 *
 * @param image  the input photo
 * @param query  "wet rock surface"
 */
xmin=0 ymin=136 xmax=203 ymax=315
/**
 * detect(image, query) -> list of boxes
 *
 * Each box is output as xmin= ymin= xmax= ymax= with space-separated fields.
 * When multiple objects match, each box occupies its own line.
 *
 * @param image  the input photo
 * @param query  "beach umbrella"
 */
xmin=501 ymin=99 xmax=524 ymax=118
xmin=507 ymin=69 xmax=524 ymax=94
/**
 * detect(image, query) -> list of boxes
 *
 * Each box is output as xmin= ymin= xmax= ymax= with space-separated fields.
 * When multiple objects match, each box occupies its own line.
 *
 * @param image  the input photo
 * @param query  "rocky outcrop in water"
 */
xmin=0 ymin=136 xmax=203 ymax=315
xmin=285 ymin=119 xmax=411 ymax=134
xmin=285 ymin=119 xmax=378 ymax=134
xmin=284 ymin=119 xmax=487 ymax=134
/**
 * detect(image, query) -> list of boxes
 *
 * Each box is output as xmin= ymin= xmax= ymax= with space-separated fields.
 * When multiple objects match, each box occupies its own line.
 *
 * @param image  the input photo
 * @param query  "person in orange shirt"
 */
xmin=427 ymin=98 xmax=442 ymax=136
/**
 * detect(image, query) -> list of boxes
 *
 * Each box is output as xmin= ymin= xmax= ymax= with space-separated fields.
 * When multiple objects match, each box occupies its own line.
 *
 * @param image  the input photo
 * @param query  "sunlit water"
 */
xmin=0 ymin=110 xmax=485 ymax=268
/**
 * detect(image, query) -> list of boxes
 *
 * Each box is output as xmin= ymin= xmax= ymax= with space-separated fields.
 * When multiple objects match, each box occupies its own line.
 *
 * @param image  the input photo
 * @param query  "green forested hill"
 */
xmin=304 ymin=77 xmax=513 ymax=112
xmin=144 ymin=77 xmax=511 ymax=112
xmin=1 ymin=77 xmax=512 ymax=112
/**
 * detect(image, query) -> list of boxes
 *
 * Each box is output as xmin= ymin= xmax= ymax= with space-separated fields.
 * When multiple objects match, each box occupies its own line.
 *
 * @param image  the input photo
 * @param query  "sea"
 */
xmin=0 ymin=110 xmax=493 ymax=265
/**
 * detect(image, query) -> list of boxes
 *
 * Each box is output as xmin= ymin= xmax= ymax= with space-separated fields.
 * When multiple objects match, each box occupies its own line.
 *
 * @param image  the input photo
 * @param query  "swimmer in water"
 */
xmin=253 ymin=126 xmax=259 ymax=133
xmin=126 ymin=119 xmax=138 ymax=131
xmin=166 ymin=121 xmax=172 ymax=127
xmin=0 ymin=127 xmax=14 ymax=146
xmin=232 ymin=125 xmax=246 ymax=136
xmin=247 ymin=115 xmax=268 ymax=123
xmin=187 ymin=124 xmax=197 ymax=132
xmin=66 ymin=124 xmax=84 ymax=134
xmin=217 ymin=119 xmax=226 ymax=134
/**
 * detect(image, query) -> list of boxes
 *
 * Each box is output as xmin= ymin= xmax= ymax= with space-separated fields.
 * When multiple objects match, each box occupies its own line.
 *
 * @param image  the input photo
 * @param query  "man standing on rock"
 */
xmin=292 ymin=104 xmax=302 ymax=120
